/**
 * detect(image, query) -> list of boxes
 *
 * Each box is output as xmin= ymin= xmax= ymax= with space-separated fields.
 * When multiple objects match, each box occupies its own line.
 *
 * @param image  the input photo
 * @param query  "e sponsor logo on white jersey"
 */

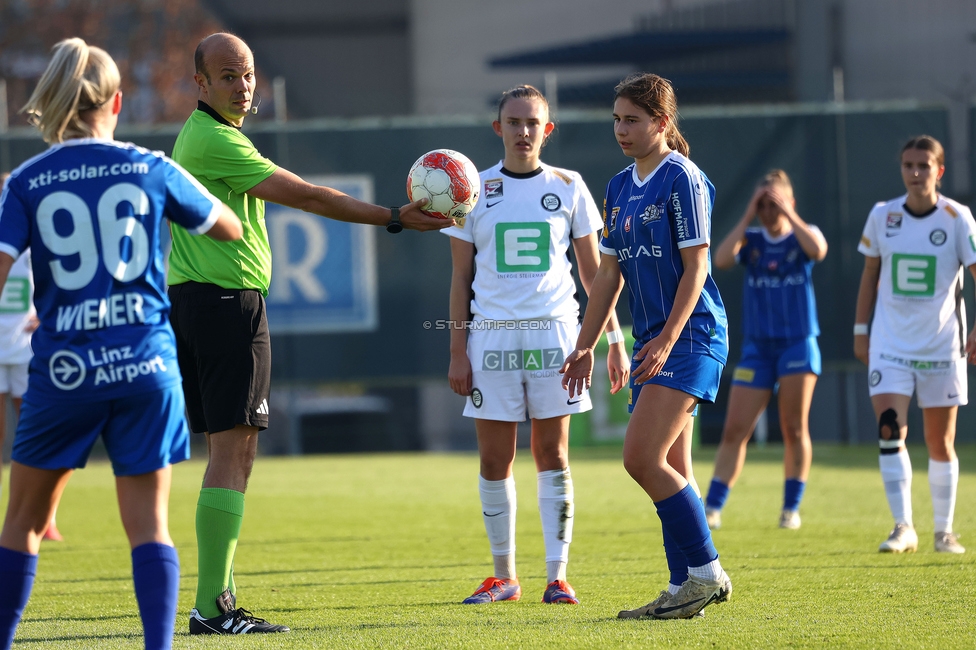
xmin=891 ymin=253 xmax=936 ymax=297
xmin=495 ymin=222 xmax=551 ymax=273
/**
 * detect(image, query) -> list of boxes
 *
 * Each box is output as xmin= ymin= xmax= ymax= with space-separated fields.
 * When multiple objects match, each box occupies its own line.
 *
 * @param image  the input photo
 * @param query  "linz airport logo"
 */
xmin=640 ymin=203 xmax=664 ymax=225
xmin=930 ymin=229 xmax=947 ymax=246
xmin=541 ymin=193 xmax=561 ymax=212
xmin=49 ymin=350 xmax=86 ymax=390
xmin=484 ymin=179 xmax=503 ymax=199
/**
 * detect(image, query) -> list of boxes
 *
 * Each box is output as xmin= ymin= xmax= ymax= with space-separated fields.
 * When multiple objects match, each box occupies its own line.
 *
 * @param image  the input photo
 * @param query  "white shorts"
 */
xmin=868 ymin=351 xmax=967 ymax=408
xmin=463 ymin=319 xmax=591 ymax=421
xmin=0 ymin=362 xmax=29 ymax=398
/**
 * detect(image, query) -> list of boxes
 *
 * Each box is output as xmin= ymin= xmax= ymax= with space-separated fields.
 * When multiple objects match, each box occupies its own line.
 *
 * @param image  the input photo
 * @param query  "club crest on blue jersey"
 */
xmin=484 ymin=179 xmax=503 ymax=199
xmin=624 ymin=214 xmax=632 ymax=232
xmin=640 ymin=202 xmax=664 ymax=225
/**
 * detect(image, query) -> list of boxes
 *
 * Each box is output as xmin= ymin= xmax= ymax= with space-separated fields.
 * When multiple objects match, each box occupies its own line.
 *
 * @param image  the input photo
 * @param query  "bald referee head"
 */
xmin=193 ymin=33 xmax=255 ymax=128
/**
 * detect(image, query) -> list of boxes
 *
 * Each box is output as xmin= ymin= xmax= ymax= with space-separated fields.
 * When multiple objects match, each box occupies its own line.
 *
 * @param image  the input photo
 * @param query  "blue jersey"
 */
xmin=599 ymin=153 xmax=728 ymax=364
xmin=0 ymin=138 xmax=220 ymax=402
xmin=736 ymin=227 xmax=820 ymax=340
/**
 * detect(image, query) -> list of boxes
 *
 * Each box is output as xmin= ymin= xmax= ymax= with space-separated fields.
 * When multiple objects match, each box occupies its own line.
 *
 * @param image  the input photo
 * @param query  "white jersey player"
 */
xmin=854 ymin=135 xmax=976 ymax=555
xmin=0 ymin=206 xmax=39 ymax=514
xmin=445 ymin=85 xmax=629 ymax=606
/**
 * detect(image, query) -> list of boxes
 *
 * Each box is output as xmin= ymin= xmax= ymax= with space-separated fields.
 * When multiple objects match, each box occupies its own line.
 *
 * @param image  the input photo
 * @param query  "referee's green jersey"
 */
xmin=169 ymin=106 xmax=277 ymax=294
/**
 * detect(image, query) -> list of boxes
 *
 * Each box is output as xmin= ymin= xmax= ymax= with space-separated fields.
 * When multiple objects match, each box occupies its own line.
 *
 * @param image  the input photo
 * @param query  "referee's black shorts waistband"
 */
xmin=168 ymin=281 xmax=265 ymax=297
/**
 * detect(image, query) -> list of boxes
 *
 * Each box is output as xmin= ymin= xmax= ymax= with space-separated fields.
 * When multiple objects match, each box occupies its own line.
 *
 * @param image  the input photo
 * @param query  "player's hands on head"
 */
xmin=560 ymin=349 xmax=594 ymax=398
xmin=765 ymin=186 xmax=792 ymax=215
xmin=606 ymin=342 xmax=630 ymax=394
xmin=632 ymin=337 xmax=672 ymax=385
xmin=448 ymin=353 xmax=473 ymax=396
xmin=746 ymin=186 xmax=767 ymax=220
xmin=853 ymin=333 xmax=869 ymax=366
xmin=399 ymin=198 xmax=456 ymax=231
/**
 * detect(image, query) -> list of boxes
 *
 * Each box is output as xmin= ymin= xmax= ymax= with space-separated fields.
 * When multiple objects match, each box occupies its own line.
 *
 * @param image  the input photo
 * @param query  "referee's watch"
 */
xmin=386 ymin=206 xmax=403 ymax=233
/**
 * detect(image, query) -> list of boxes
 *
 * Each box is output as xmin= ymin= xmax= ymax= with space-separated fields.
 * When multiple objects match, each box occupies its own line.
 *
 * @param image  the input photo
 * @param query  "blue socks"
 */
xmin=705 ymin=478 xmax=730 ymax=510
xmin=783 ymin=478 xmax=806 ymax=512
xmin=661 ymin=527 xmax=688 ymax=587
xmin=655 ymin=484 xmax=718 ymax=568
xmin=0 ymin=547 xmax=37 ymax=650
xmin=132 ymin=543 xmax=180 ymax=650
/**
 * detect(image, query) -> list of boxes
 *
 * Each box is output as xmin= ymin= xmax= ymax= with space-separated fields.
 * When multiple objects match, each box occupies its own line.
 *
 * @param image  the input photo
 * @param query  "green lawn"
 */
xmin=3 ymin=444 xmax=975 ymax=648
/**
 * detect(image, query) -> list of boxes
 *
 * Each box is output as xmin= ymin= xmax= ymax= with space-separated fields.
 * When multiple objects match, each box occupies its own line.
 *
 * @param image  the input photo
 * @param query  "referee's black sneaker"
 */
xmin=189 ymin=589 xmax=290 ymax=634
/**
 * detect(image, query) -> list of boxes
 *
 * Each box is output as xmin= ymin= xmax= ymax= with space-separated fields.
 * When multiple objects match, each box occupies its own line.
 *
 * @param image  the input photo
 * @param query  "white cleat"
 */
xmin=618 ymin=590 xmax=672 ymax=619
xmin=650 ymin=572 xmax=731 ymax=619
xmin=934 ymin=531 xmax=965 ymax=554
xmin=705 ymin=507 xmax=722 ymax=530
xmin=779 ymin=509 xmax=801 ymax=530
xmin=878 ymin=523 xmax=918 ymax=553
xmin=618 ymin=589 xmax=707 ymax=619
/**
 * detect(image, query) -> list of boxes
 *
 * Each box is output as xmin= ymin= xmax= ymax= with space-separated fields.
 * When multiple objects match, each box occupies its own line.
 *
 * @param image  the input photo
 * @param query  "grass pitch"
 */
xmin=3 ymin=444 xmax=975 ymax=649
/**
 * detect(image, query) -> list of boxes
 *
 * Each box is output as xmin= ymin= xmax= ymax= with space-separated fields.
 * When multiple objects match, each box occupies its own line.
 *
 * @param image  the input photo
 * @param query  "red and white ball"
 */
xmin=406 ymin=149 xmax=480 ymax=220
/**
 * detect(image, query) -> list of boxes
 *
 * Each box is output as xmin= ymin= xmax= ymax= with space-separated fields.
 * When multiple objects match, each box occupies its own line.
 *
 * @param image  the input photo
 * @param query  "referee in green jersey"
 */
xmin=170 ymin=32 xmax=450 ymax=636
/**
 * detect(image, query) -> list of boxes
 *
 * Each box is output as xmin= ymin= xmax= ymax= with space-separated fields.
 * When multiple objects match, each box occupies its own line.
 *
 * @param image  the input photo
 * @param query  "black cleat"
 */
xmin=188 ymin=589 xmax=290 ymax=634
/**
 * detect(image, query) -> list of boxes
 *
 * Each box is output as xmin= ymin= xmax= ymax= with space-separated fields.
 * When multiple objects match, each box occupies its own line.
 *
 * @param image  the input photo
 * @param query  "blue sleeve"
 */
xmin=670 ymin=169 xmax=711 ymax=249
xmin=0 ymin=175 xmax=31 ymax=259
xmin=736 ymin=231 xmax=756 ymax=266
xmin=162 ymin=157 xmax=221 ymax=235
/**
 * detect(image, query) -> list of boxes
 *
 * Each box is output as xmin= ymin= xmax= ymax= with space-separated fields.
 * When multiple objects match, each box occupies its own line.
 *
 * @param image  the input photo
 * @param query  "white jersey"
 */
xmin=858 ymin=194 xmax=976 ymax=360
xmin=444 ymin=161 xmax=603 ymax=321
xmin=0 ymin=251 xmax=35 ymax=365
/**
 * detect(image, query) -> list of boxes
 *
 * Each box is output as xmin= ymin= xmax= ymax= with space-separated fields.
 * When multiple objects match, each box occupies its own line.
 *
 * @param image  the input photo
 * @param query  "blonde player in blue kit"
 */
xmin=0 ymin=39 xmax=241 ymax=650
xmin=704 ymin=170 xmax=828 ymax=531
xmin=562 ymin=73 xmax=731 ymax=620
xmin=854 ymin=135 xmax=976 ymax=554
xmin=446 ymin=85 xmax=629 ymax=606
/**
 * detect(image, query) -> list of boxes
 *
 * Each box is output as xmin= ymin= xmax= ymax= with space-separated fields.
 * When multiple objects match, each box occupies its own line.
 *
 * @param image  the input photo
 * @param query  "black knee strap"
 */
xmin=878 ymin=408 xmax=903 ymax=455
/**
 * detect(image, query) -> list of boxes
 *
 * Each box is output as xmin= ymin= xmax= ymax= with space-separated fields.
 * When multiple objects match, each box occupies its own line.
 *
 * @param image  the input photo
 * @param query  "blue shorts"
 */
xmin=13 ymin=386 xmax=190 ymax=476
xmin=628 ymin=352 xmax=724 ymax=413
xmin=731 ymin=336 xmax=821 ymax=390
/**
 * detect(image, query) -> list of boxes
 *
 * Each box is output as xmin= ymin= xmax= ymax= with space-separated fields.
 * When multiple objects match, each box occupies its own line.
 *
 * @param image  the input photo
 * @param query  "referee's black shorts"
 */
xmin=168 ymin=282 xmax=271 ymax=434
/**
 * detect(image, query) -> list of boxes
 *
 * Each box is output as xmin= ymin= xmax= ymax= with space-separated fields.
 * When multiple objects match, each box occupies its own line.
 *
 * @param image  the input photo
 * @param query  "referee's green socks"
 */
xmin=195 ymin=488 xmax=245 ymax=618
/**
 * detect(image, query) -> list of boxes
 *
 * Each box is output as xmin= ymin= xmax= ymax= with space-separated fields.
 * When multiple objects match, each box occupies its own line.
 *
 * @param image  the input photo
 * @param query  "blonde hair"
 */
xmin=760 ymin=169 xmax=794 ymax=198
xmin=22 ymin=38 xmax=120 ymax=144
xmin=614 ymin=73 xmax=689 ymax=157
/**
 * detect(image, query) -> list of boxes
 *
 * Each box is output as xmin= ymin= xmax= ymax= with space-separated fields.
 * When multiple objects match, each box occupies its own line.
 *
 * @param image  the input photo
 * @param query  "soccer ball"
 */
xmin=406 ymin=149 xmax=480 ymax=220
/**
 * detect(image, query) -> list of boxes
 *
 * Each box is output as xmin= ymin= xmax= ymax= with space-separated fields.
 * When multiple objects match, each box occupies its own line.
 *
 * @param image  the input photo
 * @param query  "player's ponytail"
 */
xmin=614 ymin=73 xmax=689 ymax=157
xmin=22 ymin=38 xmax=120 ymax=144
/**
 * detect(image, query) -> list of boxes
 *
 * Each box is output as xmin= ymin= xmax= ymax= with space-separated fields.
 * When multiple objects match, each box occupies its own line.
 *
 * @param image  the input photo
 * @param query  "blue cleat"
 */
xmin=462 ymin=577 xmax=521 ymax=604
xmin=542 ymin=580 xmax=579 ymax=604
